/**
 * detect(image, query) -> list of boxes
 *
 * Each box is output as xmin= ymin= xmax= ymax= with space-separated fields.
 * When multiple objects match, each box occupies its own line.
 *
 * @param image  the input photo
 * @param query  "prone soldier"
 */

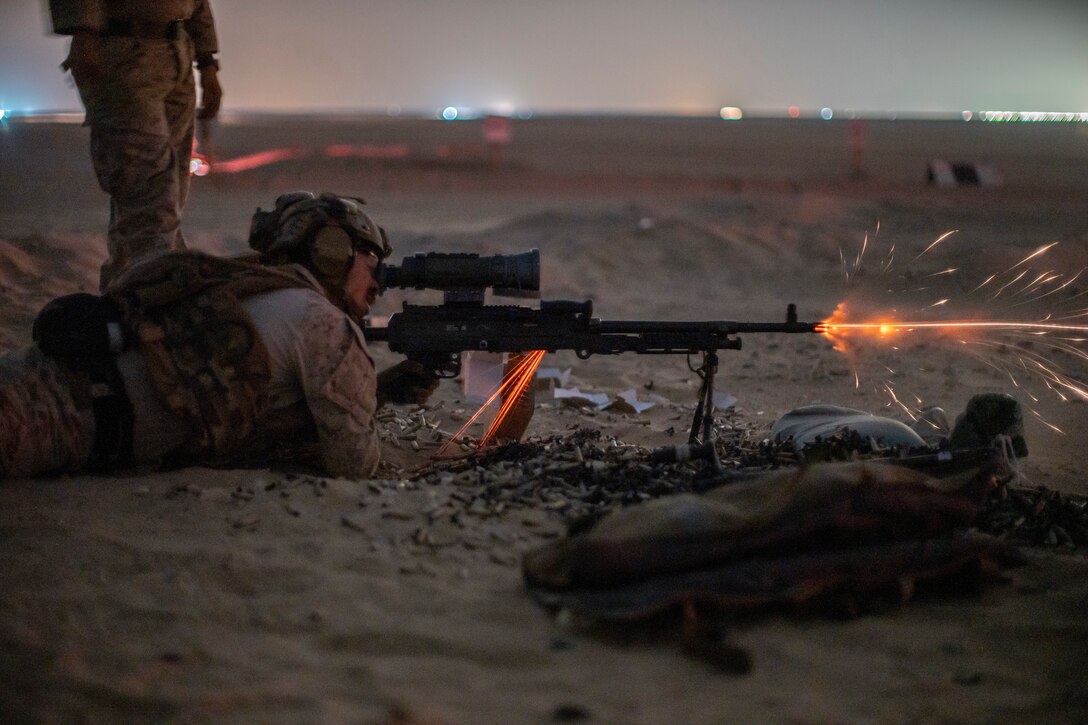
xmin=0 ymin=192 xmax=437 ymax=479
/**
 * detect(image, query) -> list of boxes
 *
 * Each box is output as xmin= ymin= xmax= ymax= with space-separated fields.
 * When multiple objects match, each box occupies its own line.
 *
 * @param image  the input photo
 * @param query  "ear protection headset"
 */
xmin=308 ymin=222 xmax=359 ymax=280
xmin=248 ymin=192 xmax=391 ymax=281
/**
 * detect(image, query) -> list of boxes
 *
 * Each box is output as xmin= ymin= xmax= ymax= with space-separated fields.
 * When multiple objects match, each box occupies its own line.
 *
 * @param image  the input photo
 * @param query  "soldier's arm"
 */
xmin=186 ymin=0 xmax=219 ymax=59
xmin=50 ymin=1 xmax=104 ymax=82
xmin=48 ymin=0 xmax=105 ymax=35
xmin=297 ymin=299 xmax=382 ymax=479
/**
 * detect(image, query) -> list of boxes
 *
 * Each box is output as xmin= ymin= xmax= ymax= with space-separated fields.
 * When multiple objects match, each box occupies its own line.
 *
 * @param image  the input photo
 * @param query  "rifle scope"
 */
xmin=378 ymin=249 xmax=540 ymax=298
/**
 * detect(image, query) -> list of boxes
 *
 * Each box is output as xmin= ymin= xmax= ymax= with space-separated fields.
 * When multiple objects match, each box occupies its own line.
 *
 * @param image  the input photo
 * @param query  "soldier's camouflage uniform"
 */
xmin=0 ymin=348 xmax=95 ymax=479
xmin=49 ymin=1 xmax=219 ymax=289
xmin=0 ymin=267 xmax=381 ymax=480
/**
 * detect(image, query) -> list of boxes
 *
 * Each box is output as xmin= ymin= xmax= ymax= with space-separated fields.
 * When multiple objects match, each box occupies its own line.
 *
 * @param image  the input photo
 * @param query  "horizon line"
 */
xmin=5 ymin=108 xmax=1087 ymax=125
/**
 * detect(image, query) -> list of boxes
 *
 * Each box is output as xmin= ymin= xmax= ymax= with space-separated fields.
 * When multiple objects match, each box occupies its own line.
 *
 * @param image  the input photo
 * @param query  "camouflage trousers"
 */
xmin=74 ymin=35 xmax=197 ymax=290
xmin=0 ymin=347 xmax=94 ymax=479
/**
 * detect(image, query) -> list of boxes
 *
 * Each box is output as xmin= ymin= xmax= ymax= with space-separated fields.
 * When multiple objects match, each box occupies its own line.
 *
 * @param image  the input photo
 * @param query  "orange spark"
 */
xmin=882 ymin=381 xmax=917 ymax=421
xmin=833 ymin=225 xmax=1086 ymax=425
xmin=968 ymin=273 xmax=998 ymax=294
xmin=1031 ymin=409 xmax=1065 ymax=435
xmin=1016 ymin=271 xmax=1061 ymax=297
xmin=1014 ymin=268 xmax=1085 ymax=307
xmin=1009 ymin=241 xmax=1059 ymax=271
xmin=855 ymin=232 xmax=868 ymax=275
xmin=881 ymin=243 xmax=896 ymax=273
xmin=826 ymin=299 xmax=1088 ymax=417
xmin=480 ymin=350 xmax=546 ymax=446
xmin=991 ymin=269 xmax=1028 ymax=299
xmin=437 ymin=350 xmax=546 ymax=456
xmin=823 ymin=319 xmax=1088 ymax=338
xmin=910 ymin=230 xmax=958 ymax=262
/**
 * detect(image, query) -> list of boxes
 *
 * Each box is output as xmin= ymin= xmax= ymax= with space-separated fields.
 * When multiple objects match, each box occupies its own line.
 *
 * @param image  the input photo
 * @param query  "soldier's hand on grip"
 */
xmin=376 ymin=360 xmax=440 ymax=408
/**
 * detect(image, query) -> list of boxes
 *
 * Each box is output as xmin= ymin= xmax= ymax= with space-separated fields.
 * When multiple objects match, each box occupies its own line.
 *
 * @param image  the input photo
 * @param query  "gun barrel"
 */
xmin=733 ymin=321 xmax=823 ymax=334
xmin=596 ymin=320 xmax=821 ymax=335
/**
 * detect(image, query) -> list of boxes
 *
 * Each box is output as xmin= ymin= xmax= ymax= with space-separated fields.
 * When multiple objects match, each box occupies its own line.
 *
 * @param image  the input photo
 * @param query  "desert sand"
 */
xmin=1 ymin=116 xmax=1087 ymax=723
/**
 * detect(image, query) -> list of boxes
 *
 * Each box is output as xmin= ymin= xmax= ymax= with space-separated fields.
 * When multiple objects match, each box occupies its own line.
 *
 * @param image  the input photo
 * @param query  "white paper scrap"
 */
xmin=536 ymin=367 xmax=572 ymax=388
xmin=713 ymin=392 xmax=737 ymax=410
xmin=553 ymin=386 xmax=611 ymax=409
xmin=615 ymin=388 xmax=655 ymax=414
xmin=460 ymin=351 xmax=505 ymax=404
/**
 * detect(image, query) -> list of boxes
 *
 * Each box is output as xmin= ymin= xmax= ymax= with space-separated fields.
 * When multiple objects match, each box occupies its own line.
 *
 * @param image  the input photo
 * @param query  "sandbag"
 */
xmin=771 ymin=404 xmax=927 ymax=452
xmin=523 ymin=461 xmax=1016 ymax=620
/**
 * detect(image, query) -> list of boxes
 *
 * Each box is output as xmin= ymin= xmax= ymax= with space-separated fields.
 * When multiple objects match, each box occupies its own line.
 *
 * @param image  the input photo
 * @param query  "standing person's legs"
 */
xmin=76 ymin=37 xmax=194 ymax=289
xmin=165 ymin=38 xmax=197 ymax=239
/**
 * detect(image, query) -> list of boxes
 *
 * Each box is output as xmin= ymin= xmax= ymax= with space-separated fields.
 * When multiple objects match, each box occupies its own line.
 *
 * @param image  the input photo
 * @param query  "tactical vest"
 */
xmin=107 ymin=251 xmax=321 ymax=460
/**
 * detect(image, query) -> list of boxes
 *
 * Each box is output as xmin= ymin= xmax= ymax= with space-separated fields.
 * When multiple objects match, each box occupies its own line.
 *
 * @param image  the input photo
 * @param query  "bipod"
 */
xmin=688 ymin=350 xmax=719 ymax=444
xmin=650 ymin=349 xmax=724 ymax=474
xmin=689 ymin=349 xmax=724 ymax=475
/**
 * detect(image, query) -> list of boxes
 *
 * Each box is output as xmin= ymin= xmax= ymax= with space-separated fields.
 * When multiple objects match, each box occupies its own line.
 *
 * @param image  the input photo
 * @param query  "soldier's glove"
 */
xmin=377 ymin=360 xmax=439 ymax=408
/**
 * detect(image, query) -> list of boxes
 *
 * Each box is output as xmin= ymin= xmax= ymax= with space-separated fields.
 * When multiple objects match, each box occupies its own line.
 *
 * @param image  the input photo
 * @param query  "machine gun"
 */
xmin=364 ymin=249 xmax=823 ymax=456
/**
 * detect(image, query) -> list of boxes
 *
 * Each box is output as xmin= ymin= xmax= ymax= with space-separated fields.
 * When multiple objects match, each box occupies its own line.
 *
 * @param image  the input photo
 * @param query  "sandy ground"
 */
xmin=1 ymin=117 xmax=1087 ymax=723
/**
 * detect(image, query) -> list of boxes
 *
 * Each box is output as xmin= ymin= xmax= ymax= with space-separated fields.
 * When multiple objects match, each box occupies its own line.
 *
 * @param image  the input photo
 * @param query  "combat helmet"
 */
xmin=248 ymin=191 xmax=392 ymax=279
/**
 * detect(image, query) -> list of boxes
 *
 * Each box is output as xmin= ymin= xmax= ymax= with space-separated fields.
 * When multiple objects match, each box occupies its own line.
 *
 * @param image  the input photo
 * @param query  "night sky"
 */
xmin=3 ymin=0 xmax=1086 ymax=116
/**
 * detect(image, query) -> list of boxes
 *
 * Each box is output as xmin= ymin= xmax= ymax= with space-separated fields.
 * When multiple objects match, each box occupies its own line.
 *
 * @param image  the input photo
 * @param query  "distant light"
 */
xmin=961 ymin=110 xmax=973 ymax=122
xmin=386 ymin=105 xmax=402 ymax=117
xmin=441 ymin=106 xmax=458 ymax=121
xmin=787 ymin=105 xmax=800 ymax=119
xmin=980 ymin=110 xmax=1088 ymax=123
xmin=718 ymin=106 xmax=743 ymax=120
xmin=492 ymin=101 xmax=516 ymax=117
xmin=0 ymin=109 xmax=7 ymax=122
xmin=820 ymin=107 xmax=833 ymax=120
xmin=16 ymin=112 xmax=84 ymax=124
xmin=189 ymin=155 xmax=210 ymax=177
